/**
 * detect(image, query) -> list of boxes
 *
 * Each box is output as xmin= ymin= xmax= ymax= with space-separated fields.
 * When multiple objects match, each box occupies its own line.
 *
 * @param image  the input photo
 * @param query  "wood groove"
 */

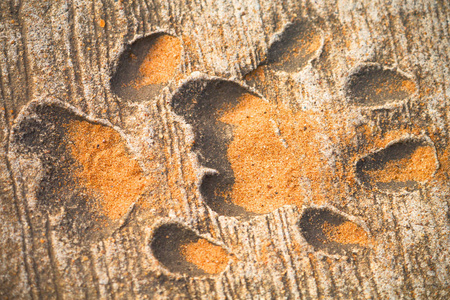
xmin=16 ymin=0 xmax=33 ymax=106
xmin=98 ymin=0 xmax=114 ymax=121
xmin=106 ymin=236 xmax=129 ymax=297
xmin=132 ymin=0 xmax=143 ymax=36
xmin=307 ymin=254 xmax=322 ymax=299
xmin=120 ymin=232 xmax=138 ymax=298
xmin=100 ymin=241 xmax=116 ymax=300
xmin=165 ymin=105 xmax=194 ymax=221
xmin=362 ymin=255 xmax=381 ymax=299
xmin=44 ymin=216 xmax=62 ymax=300
xmin=50 ymin=5 xmax=76 ymax=106
xmin=277 ymin=211 xmax=302 ymax=298
xmin=160 ymin=95 xmax=192 ymax=218
xmin=1 ymin=39 xmax=18 ymax=118
xmin=71 ymin=249 xmax=91 ymax=299
xmin=19 ymin=188 xmax=45 ymax=300
xmin=173 ymin=121 xmax=206 ymax=230
xmin=85 ymin=249 xmax=101 ymax=299
xmin=122 ymin=0 xmax=135 ymax=43
xmin=146 ymin=0 xmax=161 ymax=28
xmin=4 ymin=154 xmax=37 ymax=299
xmin=266 ymin=215 xmax=291 ymax=296
xmin=0 ymin=42 xmax=13 ymax=122
xmin=138 ymin=0 xmax=149 ymax=34
xmin=68 ymin=0 xmax=88 ymax=111
xmin=421 ymin=188 xmax=450 ymax=287
xmin=388 ymin=195 xmax=414 ymax=298
xmin=349 ymin=254 xmax=368 ymax=298
xmin=154 ymin=99 xmax=178 ymax=213
xmin=0 ymin=50 xmax=34 ymax=300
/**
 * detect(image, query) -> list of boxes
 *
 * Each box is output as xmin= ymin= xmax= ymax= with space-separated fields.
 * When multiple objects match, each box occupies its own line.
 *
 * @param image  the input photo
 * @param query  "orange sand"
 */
xmin=365 ymin=144 xmax=436 ymax=184
xmin=220 ymin=94 xmax=335 ymax=214
xmin=401 ymin=80 xmax=416 ymax=93
xmin=284 ymin=30 xmax=322 ymax=63
xmin=244 ymin=64 xmax=266 ymax=82
xmin=180 ymin=239 xmax=230 ymax=274
xmin=322 ymin=221 xmax=370 ymax=246
xmin=65 ymin=120 xmax=151 ymax=220
xmin=136 ymin=35 xmax=182 ymax=87
xmin=373 ymin=77 xmax=416 ymax=97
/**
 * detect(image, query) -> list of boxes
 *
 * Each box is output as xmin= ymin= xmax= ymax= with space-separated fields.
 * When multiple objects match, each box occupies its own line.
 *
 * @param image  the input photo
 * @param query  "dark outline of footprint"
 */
xmin=149 ymin=221 xmax=232 ymax=277
xmin=9 ymin=98 xmax=132 ymax=242
xmin=170 ymin=19 xmax=372 ymax=256
xmin=298 ymin=206 xmax=372 ymax=255
xmin=355 ymin=135 xmax=439 ymax=194
xmin=344 ymin=63 xmax=417 ymax=107
xmin=245 ymin=20 xmax=323 ymax=100
xmin=263 ymin=20 xmax=323 ymax=73
xmin=110 ymin=32 xmax=183 ymax=104
xmin=170 ymin=78 xmax=259 ymax=218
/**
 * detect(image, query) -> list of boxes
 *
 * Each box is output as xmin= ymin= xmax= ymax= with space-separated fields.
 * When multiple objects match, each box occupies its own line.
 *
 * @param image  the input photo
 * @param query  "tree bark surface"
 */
xmin=1 ymin=0 xmax=449 ymax=299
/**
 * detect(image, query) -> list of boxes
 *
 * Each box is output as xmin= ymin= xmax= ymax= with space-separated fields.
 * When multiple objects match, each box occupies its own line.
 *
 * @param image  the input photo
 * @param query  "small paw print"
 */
xmin=10 ymin=33 xmax=231 ymax=277
xmin=10 ymin=99 xmax=159 ymax=240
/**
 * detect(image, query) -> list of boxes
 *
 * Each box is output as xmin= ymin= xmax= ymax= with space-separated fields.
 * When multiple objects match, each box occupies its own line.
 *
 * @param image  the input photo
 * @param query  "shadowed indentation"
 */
xmin=345 ymin=65 xmax=416 ymax=106
xmin=172 ymin=78 xmax=340 ymax=216
xmin=299 ymin=207 xmax=370 ymax=255
xmin=266 ymin=21 xmax=322 ymax=72
xmin=150 ymin=223 xmax=230 ymax=276
xmin=245 ymin=21 xmax=321 ymax=99
xmin=111 ymin=33 xmax=182 ymax=102
xmin=356 ymin=138 xmax=437 ymax=192
xmin=10 ymin=101 xmax=151 ymax=241
xmin=171 ymin=79 xmax=254 ymax=217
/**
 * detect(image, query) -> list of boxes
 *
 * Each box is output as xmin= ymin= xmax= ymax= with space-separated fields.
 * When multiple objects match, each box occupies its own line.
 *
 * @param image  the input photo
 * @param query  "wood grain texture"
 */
xmin=1 ymin=0 xmax=449 ymax=299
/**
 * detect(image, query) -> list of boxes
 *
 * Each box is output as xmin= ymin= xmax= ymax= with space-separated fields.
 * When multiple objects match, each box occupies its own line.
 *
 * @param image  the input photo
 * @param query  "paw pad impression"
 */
xmin=111 ymin=33 xmax=182 ymax=102
xmin=345 ymin=64 xmax=416 ymax=106
xmin=356 ymin=137 xmax=438 ymax=192
xmin=11 ymin=101 xmax=154 ymax=239
xmin=299 ymin=207 xmax=371 ymax=255
xmin=150 ymin=223 xmax=231 ymax=276
xmin=172 ymin=21 xmax=332 ymax=218
xmin=172 ymin=78 xmax=335 ymax=217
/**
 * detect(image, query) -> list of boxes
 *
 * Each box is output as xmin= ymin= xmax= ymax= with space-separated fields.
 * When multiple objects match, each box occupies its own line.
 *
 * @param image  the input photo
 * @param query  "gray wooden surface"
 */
xmin=1 ymin=0 xmax=449 ymax=299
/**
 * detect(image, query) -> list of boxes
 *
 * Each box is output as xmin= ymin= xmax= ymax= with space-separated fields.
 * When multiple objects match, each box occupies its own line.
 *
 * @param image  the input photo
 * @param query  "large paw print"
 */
xmin=171 ymin=19 xmax=443 ymax=260
xmin=170 ymin=20 xmax=376 ymax=255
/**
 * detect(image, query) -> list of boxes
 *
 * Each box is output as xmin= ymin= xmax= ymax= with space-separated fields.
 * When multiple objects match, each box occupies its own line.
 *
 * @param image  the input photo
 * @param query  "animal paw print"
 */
xmin=171 ymin=20 xmax=375 ymax=255
xmin=10 ymin=33 xmax=231 ymax=277
xmin=10 ymin=100 xmax=152 ymax=240
xmin=171 ymin=19 xmax=442 ymax=260
xmin=9 ymin=19 xmax=442 ymax=282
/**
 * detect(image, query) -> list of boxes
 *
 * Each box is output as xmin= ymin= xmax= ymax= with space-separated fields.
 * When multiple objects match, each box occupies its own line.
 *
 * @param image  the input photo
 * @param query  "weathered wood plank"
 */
xmin=1 ymin=0 xmax=449 ymax=299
